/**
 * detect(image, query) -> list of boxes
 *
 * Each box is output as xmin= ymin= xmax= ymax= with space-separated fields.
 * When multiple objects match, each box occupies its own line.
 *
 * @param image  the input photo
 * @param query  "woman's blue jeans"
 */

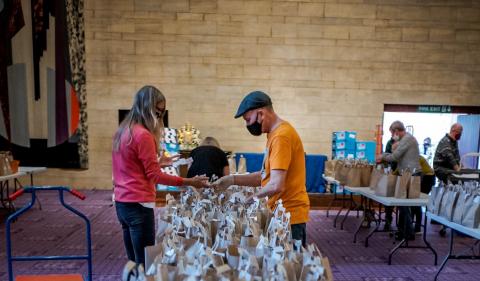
xmin=115 ymin=202 xmax=155 ymax=266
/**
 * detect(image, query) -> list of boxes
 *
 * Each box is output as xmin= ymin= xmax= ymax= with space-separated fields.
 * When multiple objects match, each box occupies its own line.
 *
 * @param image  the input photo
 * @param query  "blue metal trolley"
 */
xmin=5 ymin=186 xmax=92 ymax=281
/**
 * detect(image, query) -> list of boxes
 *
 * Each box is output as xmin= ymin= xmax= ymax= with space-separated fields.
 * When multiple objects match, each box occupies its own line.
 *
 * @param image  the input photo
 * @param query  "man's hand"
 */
xmin=245 ymin=195 xmax=256 ymax=204
xmin=183 ymin=176 xmax=209 ymax=188
xmin=392 ymin=142 xmax=399 ymax=151
xmin=211 ymin=175 xmax=234 ymax=189
xmin=375 ymin=154 xmax=384 ymax=163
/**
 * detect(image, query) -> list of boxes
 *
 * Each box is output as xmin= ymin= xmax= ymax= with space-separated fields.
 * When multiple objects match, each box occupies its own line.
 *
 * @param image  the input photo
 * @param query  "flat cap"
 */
xmin=234 ymin=91 xmax=272 ymax=118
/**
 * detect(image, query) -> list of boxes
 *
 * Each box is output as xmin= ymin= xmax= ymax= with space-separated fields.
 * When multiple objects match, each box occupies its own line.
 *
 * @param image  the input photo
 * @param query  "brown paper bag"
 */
xmin=346 ymin=166 xmax=362 ymax=187
xmin=155 ymin=264 xmax=178 ymax=281
xmin=369 ymin=168 xmax=381 ymax=190
xmin=334 ymin=160 xmax=343 ymax=178
xmin=394 ymin=172 xmax=409 ymax=199
xmin=283 ymin=261 xmax=298 ymax=281
xmin=0 ymin=152 xmax=12 ymax=176
xmin=360 ymin=165 xmax=373 ymax=187
xmin=322 ymin=257 xmax=334 ymax=281
xmin=375 ymin=173 xmax=396 ymax=197
xmin=227 ymin=245 xmax=240 ymax=269
xmin=324 ymin=160 xmax=337 ymax=178
xmin=336 ymin=164 xmax=350 ymax=185
xmin=407 ymin=176 xmax=421 ymax=199
xmin=240 ymin=236 xmax=259 ymax=256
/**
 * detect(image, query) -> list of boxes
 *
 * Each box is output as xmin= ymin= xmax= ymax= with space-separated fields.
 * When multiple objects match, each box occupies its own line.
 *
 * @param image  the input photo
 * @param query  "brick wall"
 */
xmin=35 ymin=0 xmax=480 ymax=188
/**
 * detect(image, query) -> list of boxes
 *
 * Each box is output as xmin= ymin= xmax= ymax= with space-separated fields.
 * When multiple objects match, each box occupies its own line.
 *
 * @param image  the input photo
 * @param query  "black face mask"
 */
xmin=247 ymin=121 xmax=262 ymax=136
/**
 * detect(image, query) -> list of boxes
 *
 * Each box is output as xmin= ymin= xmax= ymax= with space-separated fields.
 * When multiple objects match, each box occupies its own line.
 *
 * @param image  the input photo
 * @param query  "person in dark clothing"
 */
xmin=383 ymin=129 xmax=397 ymax=231
xmin=187 ymin=137 xmax=229 ymax=181
xmin=412 ymin=156 xmax=435 ymax=233
xmin=433 ymin=123 xmax=463 ymax=183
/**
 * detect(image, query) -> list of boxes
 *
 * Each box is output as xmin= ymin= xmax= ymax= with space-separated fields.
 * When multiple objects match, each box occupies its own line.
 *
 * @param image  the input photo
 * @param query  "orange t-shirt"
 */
xmin=261 ymin=121 xmax=310 ymax=225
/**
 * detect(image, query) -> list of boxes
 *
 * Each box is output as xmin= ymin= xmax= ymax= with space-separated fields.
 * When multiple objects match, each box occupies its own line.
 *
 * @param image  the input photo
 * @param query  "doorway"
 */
xmin=382 ymin=104 xmax=480 ymax=169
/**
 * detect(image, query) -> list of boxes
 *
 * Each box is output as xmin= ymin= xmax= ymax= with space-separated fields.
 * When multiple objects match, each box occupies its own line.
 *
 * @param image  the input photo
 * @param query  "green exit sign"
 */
xmin=417 ymin=105 xmax=452 ymax=113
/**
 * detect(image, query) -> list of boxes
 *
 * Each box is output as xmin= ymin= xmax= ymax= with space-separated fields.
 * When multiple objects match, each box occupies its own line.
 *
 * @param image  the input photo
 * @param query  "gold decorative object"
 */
xmin=177 ymin=122 xmax=200 ymax=150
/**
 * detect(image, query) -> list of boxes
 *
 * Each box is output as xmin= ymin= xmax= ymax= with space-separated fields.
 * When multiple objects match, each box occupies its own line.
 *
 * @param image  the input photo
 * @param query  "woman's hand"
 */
xmin=183 ymin=176 xmax=209 ymax=188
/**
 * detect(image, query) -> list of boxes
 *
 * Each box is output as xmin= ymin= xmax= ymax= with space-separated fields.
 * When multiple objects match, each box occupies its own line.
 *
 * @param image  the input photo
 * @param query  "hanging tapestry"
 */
xmin=0 ymin=0 xmax=88 ymax=168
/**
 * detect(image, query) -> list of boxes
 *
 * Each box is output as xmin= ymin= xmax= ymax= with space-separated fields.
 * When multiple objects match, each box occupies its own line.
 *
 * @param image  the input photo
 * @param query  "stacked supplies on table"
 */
xmin=143 ymin=186 xmax=333 ymax=281
xmin=428 ymin=181 xmax=480 ymax=228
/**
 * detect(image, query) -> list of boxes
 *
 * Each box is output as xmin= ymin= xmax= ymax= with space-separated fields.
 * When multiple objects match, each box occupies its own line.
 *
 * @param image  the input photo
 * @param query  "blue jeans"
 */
xmin=115 ymin=202 xmax=155 ymax=266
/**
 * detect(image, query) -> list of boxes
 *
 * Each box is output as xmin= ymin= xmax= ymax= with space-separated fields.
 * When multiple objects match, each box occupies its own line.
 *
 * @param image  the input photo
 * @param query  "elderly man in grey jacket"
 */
xmin=377 ymin=120 xmax=421 ymax=241
xmin=378 ymin=121 xmax=422 ymax=173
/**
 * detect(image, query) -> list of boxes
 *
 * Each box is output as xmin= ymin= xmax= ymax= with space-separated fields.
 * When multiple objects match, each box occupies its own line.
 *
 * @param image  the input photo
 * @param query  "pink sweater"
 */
xmin=113 ymin=125 xmax=183 ymax=203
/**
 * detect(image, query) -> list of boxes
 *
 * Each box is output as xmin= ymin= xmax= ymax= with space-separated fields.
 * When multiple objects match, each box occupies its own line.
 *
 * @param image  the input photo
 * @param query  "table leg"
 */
xmin=5 ymin=180 xmax=11 ymax=211
xmin=333 ymin=189 xmax=346 ymax=228
xmin=388 ymin=237 xmax=406 ymax=265
xmin=0 ymin=181 xmax=7 ymax=209
xmin=340 ymin=193 xmax=355 ymax=230
xmin=423 ymin=211 xmax=438 ymax=265
xmin=434 ymin=227 xmax=454 ymax=281
xmin=365 ymin=204 xmax=382 ymax=248
xmin=326 ymin=186 xmax=337 ymax=218
xmin=353 ymin=196 xmax=366 ymax=243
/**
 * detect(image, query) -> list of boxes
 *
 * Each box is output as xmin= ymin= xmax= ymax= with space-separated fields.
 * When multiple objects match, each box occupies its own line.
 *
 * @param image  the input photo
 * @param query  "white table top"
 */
xmin=427 ymin=212 xmax=480 ymax=240
xmin=344 ymin=186 xmax=429 ymax=207
xmin=0 ymin=171 xmax=27 ymax=181
xmin=19 ymin=166 xmax=47 ymax=174
xmin=0 ymin=167 xmax=47 ymax=182
xmin=323 ymin=176 xmax=339 ymax=185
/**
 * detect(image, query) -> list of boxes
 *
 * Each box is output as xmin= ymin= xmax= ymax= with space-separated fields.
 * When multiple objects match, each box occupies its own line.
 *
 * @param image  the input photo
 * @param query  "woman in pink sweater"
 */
xmin=112 ymin=85 xmax=208 ymax=269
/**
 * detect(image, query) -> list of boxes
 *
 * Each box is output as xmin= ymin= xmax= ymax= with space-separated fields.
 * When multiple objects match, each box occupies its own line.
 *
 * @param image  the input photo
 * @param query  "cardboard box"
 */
xmin=333 ymin=140 xmax=356 ymax=150
xmin=333 ymin=131 xmax=357 ymax=141
xmin=333 ymin=149 xmax=355 ymax=160
xmin=356 ymin=141 xmax=376 ymax=151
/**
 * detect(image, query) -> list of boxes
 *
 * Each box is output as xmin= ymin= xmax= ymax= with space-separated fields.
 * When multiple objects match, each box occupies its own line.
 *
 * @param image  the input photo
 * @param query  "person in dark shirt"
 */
xmin=383 ymin=128 xmax=397 ymax=231
xmin=433 ymin=123 xmax=462 ymax=183
xmin=187 ymin=137 xmax=229 ymax=181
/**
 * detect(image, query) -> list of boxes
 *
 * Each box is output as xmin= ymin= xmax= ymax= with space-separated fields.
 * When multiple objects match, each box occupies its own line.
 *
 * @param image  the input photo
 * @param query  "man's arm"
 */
xmin=444 ymin=151 xmax=461 ymax=171
xmin=232 ymin=171 xmax=262 ymax=186
xmin=254 ymin=169 xmax=286 ymax=199
xmin=382 ymin=137 xmax=410 ymax=163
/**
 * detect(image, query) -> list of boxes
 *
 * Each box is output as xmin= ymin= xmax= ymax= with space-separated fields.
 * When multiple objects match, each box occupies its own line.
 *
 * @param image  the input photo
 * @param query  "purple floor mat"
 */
xmin=1 ymin=190 xmax=479 ymax=280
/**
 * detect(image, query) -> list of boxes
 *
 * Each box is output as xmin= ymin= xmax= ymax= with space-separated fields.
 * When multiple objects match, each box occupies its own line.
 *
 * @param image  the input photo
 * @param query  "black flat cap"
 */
xmin=234 ymin=91 xmax=272 ymax=118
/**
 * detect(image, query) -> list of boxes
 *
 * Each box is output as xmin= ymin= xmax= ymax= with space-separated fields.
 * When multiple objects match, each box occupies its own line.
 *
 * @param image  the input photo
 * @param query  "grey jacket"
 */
xmin=382 ymin=132 xmax=422 ymax=173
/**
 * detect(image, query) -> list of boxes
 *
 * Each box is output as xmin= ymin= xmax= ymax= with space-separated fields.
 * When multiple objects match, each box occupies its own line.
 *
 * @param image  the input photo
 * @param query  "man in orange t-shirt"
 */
xmin=213 ymin=91 xmax=310 ymax=245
